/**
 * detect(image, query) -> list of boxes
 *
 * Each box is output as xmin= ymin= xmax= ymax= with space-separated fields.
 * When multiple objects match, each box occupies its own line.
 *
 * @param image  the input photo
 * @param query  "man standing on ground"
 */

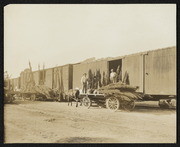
xmin=81 ymin=73 xmax=88 ymax=93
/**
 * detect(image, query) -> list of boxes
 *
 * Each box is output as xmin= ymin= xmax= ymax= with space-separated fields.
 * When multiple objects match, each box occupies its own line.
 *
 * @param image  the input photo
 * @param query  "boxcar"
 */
xmin=121 ymin=46 xmax=176 ymax=97
xmin=72 ymin=46 xmax=176 ymax=100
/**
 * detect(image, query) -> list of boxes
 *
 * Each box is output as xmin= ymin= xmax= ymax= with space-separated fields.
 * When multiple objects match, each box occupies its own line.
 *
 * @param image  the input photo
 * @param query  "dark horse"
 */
xmin=67 ymin=89 xmax=82 ymax=107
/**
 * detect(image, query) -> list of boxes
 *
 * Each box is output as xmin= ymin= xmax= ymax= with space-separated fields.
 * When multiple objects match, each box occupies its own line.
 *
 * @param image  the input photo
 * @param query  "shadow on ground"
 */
xmin=4 ymin=101 xmax=19 ymax=105
xmin=56 ymin=137 xmax=117 ymax=143
xmin=4 ymin=100 xmax=42 ymax=105
xmin=132 ymin=106 xmax=176 ymax=115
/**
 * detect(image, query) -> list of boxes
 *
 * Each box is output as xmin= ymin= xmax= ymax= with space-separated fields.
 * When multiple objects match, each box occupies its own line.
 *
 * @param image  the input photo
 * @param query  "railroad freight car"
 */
xmin=121 ymin=46 xmax=176 ymax=98
xmin=73 ymin=46 xmax=176 ymax=101
xmin=18 ymin=64 xmax=73 ymax=92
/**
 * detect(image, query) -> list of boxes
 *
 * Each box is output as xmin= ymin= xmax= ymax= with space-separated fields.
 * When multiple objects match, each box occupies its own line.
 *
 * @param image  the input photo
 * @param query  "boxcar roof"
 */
xmin=13 ymin=46 xmax=176 ymax=79
xmin=108 ymin=46 xmax=176 ymax=61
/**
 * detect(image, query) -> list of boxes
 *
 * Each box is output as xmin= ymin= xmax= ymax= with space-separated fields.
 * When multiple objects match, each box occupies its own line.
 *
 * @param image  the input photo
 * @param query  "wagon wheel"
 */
xmin=106 ymin=97 xmax=120 ymax=112
xmin=121 ymin=100 xmax=135 ymax=111
xmin=82 ymin=96 xmax=92 ymax=109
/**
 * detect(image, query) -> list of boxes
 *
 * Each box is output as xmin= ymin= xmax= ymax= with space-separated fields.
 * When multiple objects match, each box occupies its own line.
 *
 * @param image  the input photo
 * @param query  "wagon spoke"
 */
xmin=121 ymin=100 xmax=135 ymax=111
xmin=106 ymin=97 xmax=120 ymax=112
xmin=82 ymin=97 xmax=91 ymax=108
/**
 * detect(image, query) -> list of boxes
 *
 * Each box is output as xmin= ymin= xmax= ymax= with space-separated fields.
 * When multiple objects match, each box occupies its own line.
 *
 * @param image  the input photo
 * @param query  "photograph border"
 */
xmin=0 ymin=0 xmax=179 ymax=146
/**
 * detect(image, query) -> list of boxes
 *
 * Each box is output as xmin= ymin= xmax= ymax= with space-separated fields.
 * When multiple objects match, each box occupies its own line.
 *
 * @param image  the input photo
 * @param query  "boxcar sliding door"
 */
xmin=122 ymin=54 xmax=144 ymax=93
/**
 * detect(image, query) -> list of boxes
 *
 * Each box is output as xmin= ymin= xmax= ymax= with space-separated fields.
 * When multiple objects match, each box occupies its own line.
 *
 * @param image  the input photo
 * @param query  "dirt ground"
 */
xmin=4 ymin=100 xmax=176 ymax=143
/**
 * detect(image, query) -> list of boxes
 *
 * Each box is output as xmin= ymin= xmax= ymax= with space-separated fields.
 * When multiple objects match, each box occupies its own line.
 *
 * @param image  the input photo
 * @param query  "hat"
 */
xmin=75 ymin=87 xmax=79 ymax=90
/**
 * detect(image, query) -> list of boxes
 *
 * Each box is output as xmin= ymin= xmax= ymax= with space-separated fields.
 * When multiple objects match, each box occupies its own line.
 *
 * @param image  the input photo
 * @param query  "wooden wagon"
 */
xmin=79 ymin=92 xmax=138 ymax=112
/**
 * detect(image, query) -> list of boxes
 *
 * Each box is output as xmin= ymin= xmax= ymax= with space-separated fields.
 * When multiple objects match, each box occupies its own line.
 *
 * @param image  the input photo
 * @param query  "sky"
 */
xmin=4 ymin=4 xmax=176 ymax=78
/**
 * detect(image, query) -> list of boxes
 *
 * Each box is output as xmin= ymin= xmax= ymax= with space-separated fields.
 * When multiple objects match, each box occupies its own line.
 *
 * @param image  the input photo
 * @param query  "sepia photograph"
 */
xmin=4 ymin=4 xmax=176 ymax=143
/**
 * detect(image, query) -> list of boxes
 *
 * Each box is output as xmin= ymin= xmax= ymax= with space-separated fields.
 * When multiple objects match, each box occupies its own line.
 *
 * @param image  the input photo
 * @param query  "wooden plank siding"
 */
xmin=69 ymin=65 xmax=73 ymax=90
xmin=122 ymin=54 xmax=143 ymax=93
xmin=33 ymin=71 xmax=39 ymax=85
xmin=61 ymin=65 xmax=70 ymax=91
xmin=44 ymin=68 xmax=53 ymax=88
xmin=20 ymin=72 xmax=24 ymax=89
xmin=73 ymin=60 xmax=108 ymax=89
xmin=145 ymin=47 xmax=176 ymax=95
xmin=51 ymin=64 xmax=72 ymax=91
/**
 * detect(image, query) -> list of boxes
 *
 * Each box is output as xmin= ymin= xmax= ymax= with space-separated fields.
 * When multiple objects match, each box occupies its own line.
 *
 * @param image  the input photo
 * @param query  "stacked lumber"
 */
xmin=99 ymin=82 xmax=142 ymax=101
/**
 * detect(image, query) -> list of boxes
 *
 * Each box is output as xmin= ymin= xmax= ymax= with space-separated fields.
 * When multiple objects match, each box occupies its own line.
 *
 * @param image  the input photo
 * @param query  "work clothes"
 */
xmin=110 ymin=72 xmax=117 ymax=83
xmin=81 ymin=76 xmax=88 ymax=93
xmin=82 ymin=83 xmax=87 ymax=93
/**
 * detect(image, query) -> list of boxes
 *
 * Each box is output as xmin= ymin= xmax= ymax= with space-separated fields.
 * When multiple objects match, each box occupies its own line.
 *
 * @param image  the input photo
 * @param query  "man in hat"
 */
xmin=110 ymin=69 xmax=117 ymax=83
xmin=81 ymin=73 xmax=88 ymax=93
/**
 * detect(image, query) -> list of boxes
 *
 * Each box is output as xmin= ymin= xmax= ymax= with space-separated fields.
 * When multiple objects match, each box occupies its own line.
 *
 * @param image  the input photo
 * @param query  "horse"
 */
xmin=67 ymin=89 xmax=82 ymax=107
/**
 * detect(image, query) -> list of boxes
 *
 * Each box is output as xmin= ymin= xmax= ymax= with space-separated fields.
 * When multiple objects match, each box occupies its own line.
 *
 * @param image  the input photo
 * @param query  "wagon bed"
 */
xmin=79 ymin=93 xmax=106 ymax=108
xmin=79 ymin=93 xmax=136 ymax=112
xmin=79 ymin=93 xmax=105 ymax=99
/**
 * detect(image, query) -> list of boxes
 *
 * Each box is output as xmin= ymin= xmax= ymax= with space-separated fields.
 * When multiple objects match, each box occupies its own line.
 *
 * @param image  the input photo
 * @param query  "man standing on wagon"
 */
xmin=81 ymin=73 xmax=88 ymax=93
